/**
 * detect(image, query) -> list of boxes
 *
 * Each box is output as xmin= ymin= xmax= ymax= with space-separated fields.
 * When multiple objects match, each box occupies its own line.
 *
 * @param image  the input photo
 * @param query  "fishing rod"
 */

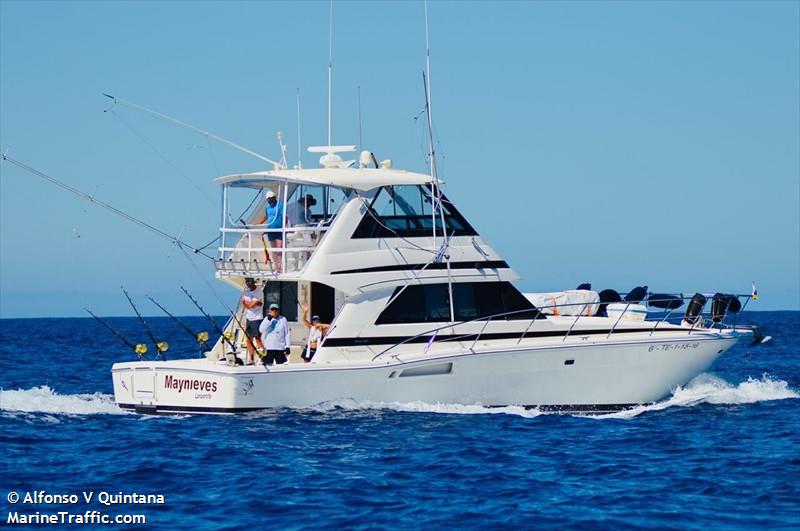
xmin=85 ymin=308 xmax=148 ymax=360
xmin=102 ymin=93 xmax=284 ymax=169
xmin=121 ymin=287 xmax=169 ymax=361
xmin=0 ymin=154 xmax=215 ymax=261
xmin=180 ymin=286 xmax=239 ymax=354
xmin=146 ymin=295 xmax=210 ymax=357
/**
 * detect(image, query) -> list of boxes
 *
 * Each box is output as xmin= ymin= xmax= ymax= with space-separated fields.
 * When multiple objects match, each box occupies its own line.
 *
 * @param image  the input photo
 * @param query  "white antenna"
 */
xmin=277 ymin=131 xmax=288 ymax=168
xmin=327 ymin=0 xmax=334 ymax=146
xmin=296 ymin=88 xmax=303 ymax=169
xmin=357 ymin=86 xmax=363 ymax=161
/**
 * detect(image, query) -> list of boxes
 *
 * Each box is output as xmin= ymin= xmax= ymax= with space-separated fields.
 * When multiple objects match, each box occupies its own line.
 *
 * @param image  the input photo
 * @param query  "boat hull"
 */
xmin=112 ymin=333 xmax=739 ymax=414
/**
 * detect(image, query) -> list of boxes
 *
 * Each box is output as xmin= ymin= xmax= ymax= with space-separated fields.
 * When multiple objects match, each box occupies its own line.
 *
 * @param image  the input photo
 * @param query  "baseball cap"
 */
xmin=269 ymin=303 xmax=280 ymax=310
xmin=311 ymin=315 xmax=320 ymax=323
xmin=265 ymin=190 xmax=276 ymax=199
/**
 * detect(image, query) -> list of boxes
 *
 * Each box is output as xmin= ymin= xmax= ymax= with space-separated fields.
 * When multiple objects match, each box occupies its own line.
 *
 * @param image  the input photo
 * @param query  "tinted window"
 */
xmin=376 ymin=282 xmax=542 ymax=325
xmin=263 ymin=281 xmax=298 ymax=322
xmin=353 ymin=185 xmax=477 ymax=239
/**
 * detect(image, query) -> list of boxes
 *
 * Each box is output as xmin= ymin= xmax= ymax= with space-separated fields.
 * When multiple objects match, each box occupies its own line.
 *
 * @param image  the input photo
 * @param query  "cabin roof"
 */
xmin=214 ymin=167 xmax=436 ymax=192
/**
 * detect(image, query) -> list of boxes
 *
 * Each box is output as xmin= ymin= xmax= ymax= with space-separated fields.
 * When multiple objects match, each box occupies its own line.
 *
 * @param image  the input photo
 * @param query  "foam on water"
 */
xmin=309 ymin=398 xmax=544 ymax=418
xmin=0 ymin=385 xmax=126 ymax=416
xmin=597 ymin=373 xmax=800 ymax=419
xmin=309 ymin=373 xmax=798 ymax=420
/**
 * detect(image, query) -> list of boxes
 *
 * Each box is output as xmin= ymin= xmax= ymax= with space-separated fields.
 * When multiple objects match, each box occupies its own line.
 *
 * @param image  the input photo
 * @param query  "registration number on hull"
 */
xmin=648 ymin=342 xmax=700 ymax=352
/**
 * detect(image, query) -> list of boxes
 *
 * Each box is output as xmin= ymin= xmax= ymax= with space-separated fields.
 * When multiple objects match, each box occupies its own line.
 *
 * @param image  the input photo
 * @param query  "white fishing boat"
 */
xmin=103 ymin=142 xmax=758 ymax=414
xmin=1 ymin=6 xmax=762 ymax=416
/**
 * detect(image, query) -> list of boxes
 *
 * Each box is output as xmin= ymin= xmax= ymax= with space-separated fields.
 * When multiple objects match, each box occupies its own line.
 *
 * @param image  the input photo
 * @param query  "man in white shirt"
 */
xmin=286 ymin=194 xmax=317 ymax=226
xmin=258 ymin=303 xmax=291 ymax=365
xmin=241 ymin=277 xmax=264 ymax=365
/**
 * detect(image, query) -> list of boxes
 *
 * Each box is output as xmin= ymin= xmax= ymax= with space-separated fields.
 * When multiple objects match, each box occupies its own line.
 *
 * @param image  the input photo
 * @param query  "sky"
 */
xmin=1 ymin=0 xmax=798 ymax=317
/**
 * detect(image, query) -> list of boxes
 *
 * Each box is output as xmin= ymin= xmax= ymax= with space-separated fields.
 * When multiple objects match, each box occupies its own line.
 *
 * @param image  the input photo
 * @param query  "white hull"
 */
xmin=112 ymin=331 xmax=741 ymax=414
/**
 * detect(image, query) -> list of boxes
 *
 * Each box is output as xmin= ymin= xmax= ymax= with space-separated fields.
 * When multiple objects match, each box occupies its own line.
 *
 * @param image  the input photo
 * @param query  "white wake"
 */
xmin=310 ymin=399 xmax=545 ymax=418
xmin=597 ymin=373 xmax=800 ymax=419
xmin=310 ymin=374 xmax=798 ymax=420
xmin=0 ymin=385 xmax=126 ymax=416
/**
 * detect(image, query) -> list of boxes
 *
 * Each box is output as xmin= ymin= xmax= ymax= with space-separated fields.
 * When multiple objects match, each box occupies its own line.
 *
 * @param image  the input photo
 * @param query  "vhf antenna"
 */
xmin=296 ymin=88 xmax=303 ymax=168
xmin=358 ymin=85 xmax=363 ymax=160
xmin=327 ymin=0 xmax=334 ymax=146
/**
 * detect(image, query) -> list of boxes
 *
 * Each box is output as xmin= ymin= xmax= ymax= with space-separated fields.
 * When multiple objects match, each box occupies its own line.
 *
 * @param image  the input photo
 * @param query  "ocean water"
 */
xmin=1 ymin=312 xmax=798 ymax=529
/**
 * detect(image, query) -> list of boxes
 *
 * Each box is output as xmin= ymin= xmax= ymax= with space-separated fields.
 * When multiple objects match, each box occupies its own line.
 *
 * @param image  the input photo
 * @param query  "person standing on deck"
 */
xmin=256 ymin=190 xmax=284 ymax=269
xmin=258 ymin=303 xmax=291 ymax=365
xmin=300 ymin=303 xmax=330 ymax=363
xmin=241 ymin=277 xmax=265 ymax=365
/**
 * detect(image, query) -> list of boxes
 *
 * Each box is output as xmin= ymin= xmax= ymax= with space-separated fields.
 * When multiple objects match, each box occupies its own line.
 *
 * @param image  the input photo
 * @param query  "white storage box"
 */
xmin=606 ymin=303 xmax=648 ymax=321
xmin=524 ymin=290 xmax=600 ymax=316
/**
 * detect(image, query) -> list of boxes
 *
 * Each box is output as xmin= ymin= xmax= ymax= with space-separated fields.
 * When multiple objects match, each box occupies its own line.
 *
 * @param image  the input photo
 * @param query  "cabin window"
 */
xmin=352 ymin=185 xmax=477 ymax=239
xmin=375 ymin=282 xmax=542 ymax=324
xmin=286 ymin=184 xmax=350 ymax=225
xmin=263 ymin=281 xmax=298 ymax=322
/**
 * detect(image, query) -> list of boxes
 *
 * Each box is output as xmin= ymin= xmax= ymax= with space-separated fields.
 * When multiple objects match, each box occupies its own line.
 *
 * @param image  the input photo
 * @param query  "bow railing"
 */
xmin=368 ymin=292 xmax=754 ymax=362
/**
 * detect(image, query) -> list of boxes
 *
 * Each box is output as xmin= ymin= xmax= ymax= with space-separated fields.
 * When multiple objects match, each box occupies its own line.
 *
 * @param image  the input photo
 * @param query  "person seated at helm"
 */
xmin=286 ymin=194 xmax=317 ymax=227
xmin=300 ymin=303 xmax=330 ymax=363
xmin=256 ymin=190 xmax=284 ymax=267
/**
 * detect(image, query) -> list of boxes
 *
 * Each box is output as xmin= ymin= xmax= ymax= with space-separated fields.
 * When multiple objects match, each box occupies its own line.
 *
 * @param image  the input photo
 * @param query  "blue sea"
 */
xmin=1 ymin=312 xmax=798 ymax=529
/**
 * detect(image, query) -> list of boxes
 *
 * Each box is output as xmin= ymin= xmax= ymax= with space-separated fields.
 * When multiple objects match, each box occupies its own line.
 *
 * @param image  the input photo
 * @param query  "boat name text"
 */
xmin=164 ymin=375 xmax=218 ymax=393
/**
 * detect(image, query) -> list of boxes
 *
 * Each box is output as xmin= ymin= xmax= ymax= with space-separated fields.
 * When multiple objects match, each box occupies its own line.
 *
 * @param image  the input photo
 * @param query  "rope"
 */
xmin=354 ymin=193 xmax=436 ymax=255
xmin=108 ymin=108 xmax=215 ymax=207
xmin=177 ymin=241 xmax=236 ymax=314
xmin=1 ymin=154 xmax=216 ymax=261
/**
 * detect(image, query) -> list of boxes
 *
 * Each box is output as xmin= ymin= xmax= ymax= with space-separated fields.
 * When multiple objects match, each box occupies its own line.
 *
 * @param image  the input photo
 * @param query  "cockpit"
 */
xmin=216 ymin=174 xmax=352 ymax=276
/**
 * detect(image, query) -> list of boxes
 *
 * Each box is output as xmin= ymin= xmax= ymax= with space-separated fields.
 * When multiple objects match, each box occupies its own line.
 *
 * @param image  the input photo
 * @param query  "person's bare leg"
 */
xmin=273 ymin=240 xmax=283 ymax=271
xmin=245 ymin=336 xmax=255 ymax=365
xmin=253 ymin=337 xmax=264 ymax=362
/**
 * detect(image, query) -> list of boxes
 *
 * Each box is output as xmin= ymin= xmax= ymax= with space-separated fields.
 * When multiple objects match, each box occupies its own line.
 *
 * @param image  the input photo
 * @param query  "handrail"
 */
xmin=369 ymin=292 xmax=753 ymax=362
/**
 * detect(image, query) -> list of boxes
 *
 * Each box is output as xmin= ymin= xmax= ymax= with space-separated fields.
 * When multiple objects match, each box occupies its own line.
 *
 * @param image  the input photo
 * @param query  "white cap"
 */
xmin=265 ymin=190 xmax=276 ymax=199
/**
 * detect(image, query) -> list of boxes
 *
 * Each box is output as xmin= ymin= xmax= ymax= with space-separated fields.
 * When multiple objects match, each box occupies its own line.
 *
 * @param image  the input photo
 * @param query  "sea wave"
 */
xmin=0 ymin=385 xmax=126 ymax=416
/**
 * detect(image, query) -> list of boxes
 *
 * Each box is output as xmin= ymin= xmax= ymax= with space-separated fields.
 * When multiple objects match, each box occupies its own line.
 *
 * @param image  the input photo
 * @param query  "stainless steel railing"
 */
xmin=368 ymin=292 xmax=753 ymax=362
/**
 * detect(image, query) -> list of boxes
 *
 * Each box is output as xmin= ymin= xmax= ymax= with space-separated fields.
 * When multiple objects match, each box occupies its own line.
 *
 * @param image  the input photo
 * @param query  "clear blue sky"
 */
xmin=1 ymin=0 xmax=798 ymax=317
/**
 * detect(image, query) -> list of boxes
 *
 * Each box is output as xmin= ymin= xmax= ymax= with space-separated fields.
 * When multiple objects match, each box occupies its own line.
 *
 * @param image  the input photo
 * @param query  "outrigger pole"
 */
xmin=85 ymin=308 xmax=149 ymax=360
xmin=145 ymin=295 xmax=210 ymax=357
xmin=180 ymin=286 xmax=239 ymax=355
xmin=121 ymin=287 xmax=169 ymax=361
xmin=102 ymin=93 xmax=285 ymax=169
xmin=0 ymin=154 xmax=215 ymax=260
xmin=422 ymin=1 xmax=455 ymax=323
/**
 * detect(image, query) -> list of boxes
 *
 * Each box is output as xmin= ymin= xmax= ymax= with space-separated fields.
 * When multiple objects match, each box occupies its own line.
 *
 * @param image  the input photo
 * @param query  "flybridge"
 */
xmin=213 ymin=163 xmax=441 ymax=278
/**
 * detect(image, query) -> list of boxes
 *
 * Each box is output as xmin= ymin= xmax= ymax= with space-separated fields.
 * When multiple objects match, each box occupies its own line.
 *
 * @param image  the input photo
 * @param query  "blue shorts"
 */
xmin=266 ymin=231 xmax=282 ymax=242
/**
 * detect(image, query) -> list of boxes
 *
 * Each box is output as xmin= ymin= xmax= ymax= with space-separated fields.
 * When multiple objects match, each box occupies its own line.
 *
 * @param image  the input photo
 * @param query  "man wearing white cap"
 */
xmin=257 ymin=189 xmax=284 ymax=269
xmin=258 ymin=302 xmax=291 ymax=365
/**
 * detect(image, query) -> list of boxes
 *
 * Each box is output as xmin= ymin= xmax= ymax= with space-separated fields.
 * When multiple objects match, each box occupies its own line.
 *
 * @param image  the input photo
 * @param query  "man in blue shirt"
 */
xmin=257 ymin=190 xmax=284 ymax=269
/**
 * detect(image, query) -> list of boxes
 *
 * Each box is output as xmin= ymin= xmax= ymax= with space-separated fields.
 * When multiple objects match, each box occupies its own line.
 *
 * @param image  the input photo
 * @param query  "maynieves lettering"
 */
xmin=164 ymin=375 xmax=218 ymax=393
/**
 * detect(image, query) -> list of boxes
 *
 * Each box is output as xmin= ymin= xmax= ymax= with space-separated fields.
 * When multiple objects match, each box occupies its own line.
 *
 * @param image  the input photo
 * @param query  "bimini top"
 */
xmin=213 ymin=167 xmax=437 ymax=192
